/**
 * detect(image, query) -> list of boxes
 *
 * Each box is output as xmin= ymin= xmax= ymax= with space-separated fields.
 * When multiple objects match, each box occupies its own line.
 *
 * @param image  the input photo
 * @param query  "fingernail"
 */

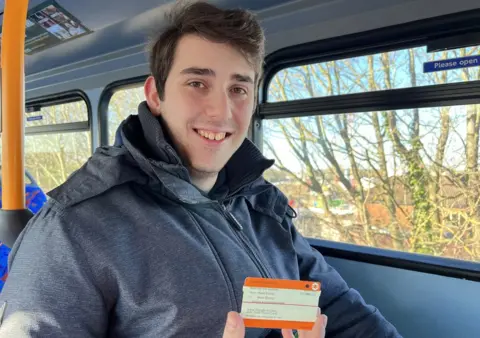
xmin=322 ymin=314 xmax=328 ymax=327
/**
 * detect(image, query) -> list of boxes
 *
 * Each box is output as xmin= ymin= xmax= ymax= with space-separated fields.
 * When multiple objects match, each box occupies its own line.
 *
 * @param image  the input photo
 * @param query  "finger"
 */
xmin=222 ymin=311 xmax=245 ymax=338
xmin=299 ymin=308 xmax=327 ymax=338
xmin=281 ymin=329 xmax=295 ymax=338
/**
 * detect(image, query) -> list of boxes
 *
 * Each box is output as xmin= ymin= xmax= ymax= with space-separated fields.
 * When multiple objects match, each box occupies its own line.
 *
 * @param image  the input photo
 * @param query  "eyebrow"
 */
xmin=180 ymin=67 xmax=254 ymax=84
xmin=232 ymin=73 xmax=254 ymax=84
xmin=180 ymin=67 xmax=215 ymax=76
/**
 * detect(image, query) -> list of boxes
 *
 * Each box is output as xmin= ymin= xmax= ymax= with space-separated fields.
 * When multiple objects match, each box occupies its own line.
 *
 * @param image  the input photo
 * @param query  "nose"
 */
xmin=204 ymin=89 xmax=232 ymax=120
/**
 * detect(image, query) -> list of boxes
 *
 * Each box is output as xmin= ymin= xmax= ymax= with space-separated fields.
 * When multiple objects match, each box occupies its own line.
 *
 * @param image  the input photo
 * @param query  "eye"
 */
xmin=188 ymin=81 xmax=206 ymax=88
xmin=231 ymin=87 xmax=247 ymax=95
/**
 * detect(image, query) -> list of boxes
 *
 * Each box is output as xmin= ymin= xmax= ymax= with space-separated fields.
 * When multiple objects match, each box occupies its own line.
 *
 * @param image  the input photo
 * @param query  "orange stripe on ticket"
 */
xmin=244 ymin=277 xmax=321 ymax=291
xmin=243 ymin=319 xmax=315 ymax=330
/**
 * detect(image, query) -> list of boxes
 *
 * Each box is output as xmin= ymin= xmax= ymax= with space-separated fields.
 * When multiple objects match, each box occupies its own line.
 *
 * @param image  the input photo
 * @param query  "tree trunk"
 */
xmin=368 ymin=55 xmax=403 ymax=249
xmin=430 ymin=107 xmax=450 ymax=233
xmin=371 ymin=112 xmax=403 ymax=249
xmin=466 ymin=104 xmax=480 ymax=257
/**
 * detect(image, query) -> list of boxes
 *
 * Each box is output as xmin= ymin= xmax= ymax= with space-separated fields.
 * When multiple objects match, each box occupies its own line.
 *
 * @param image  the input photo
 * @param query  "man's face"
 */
xmin=146 ymin=34 xmax=256 ymax=175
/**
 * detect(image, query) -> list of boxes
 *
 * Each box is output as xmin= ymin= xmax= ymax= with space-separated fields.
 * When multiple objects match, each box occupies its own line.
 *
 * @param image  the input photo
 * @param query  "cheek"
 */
xmin=164 ymin=93 xmax=199 ymax=125
xmin=179 ymin=89 xmax=207 ymax=117
xmin=233 ymin=101 xmax=254 ymax=130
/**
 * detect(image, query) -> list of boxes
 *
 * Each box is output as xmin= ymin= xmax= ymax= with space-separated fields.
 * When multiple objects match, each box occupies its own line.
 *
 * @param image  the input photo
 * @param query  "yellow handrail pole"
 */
xmin=1 ymin=0 xmax=29 ymax=210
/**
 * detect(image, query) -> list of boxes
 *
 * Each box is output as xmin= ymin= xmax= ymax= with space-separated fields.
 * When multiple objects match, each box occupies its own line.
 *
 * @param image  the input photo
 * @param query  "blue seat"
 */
xmin=0 ymin=170 xmax=47 ymax=291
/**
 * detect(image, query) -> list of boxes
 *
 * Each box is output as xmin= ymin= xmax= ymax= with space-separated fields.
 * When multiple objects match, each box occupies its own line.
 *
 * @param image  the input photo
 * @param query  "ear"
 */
xmin=144 ymin=76 xmax=162 ymax=116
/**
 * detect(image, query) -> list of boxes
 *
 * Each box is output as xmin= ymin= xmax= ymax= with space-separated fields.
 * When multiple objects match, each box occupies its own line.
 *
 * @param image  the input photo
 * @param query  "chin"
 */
xmin=191 ymin=166 xmax=222 ymax=175
xmin=190 ymin=161 xmax=225 ymax=175
xmin=186 ymin=150 xmax=232 ymax=172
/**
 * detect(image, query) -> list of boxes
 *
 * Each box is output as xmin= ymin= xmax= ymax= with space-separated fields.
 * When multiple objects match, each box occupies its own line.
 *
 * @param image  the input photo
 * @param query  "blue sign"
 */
xmin=27 ymin=115 xmax=43 ymax=122
xmin=424 ymin=55 xmax=480 ymax=73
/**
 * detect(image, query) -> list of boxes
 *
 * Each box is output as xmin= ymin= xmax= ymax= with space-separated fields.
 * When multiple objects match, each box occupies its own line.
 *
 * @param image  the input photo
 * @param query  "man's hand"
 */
xmin=222 ymin=309 xmax=328 ymax=338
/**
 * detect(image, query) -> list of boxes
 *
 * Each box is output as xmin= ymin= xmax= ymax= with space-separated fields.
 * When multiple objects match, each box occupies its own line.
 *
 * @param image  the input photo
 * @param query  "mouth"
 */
xmin=194 ymin=129 xmax=232 ymax=142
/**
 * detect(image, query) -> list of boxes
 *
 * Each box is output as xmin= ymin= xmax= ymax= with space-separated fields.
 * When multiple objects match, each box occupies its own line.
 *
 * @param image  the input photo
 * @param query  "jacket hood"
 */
xmin=50 ymin=101 xmax=274 ymax=206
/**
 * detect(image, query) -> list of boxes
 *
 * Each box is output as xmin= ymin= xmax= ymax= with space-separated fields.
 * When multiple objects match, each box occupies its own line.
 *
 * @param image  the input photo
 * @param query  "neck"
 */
xmin=189 ymin=169 xmax=218 ymax=193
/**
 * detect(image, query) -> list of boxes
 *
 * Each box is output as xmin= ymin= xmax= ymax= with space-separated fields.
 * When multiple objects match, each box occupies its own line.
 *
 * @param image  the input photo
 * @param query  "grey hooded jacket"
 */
xmin=0 ymin=102 xmax=402 ymax=338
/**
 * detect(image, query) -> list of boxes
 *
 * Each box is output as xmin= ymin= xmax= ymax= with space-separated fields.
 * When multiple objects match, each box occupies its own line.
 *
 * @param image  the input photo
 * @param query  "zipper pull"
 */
xmin=229 ymin=212 xmax=244 ymax=231
xmin=223 ymin=205 xmax=243 ymax=231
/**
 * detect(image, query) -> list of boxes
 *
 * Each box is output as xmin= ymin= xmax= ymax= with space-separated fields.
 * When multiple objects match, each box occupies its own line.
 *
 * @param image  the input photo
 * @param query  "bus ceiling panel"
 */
xmin=26 ymin=49 xmax=148 ymax=92
xmin=28 ymin=0 xmax=171 ymax=31
xmin=1 ymin=0 xmax=170 ymax=29
xmin=264 ymin=0 xmax=480 ymax=57
xmin=21 ymin=0 xmax=413 ymax=82
xmin=21 ymin=0 xmax=480 ymax=95
xmin=1 ymin=0 xmax=297 ymax=25
xmin=260 ymin=0 xmax=413 ymax=38
xmin=23 ymin=0 xmax=291 ymax=32
xmin=22 ymin=0 xmax=298 ymax=76
xmin=25 ymin=0 xmax=478 ymax=78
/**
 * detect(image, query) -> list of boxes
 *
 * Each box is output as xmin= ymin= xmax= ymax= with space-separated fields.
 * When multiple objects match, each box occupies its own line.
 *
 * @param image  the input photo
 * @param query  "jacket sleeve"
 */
xmin=287 ymin=217 xmax=403 ymax=338
xmin=0 ymin=203 xmax=108 ymax=337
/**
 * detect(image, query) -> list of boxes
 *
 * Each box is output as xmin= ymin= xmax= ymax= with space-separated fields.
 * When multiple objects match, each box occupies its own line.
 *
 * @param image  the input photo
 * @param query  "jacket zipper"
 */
xmin=220 ymin=204 xmax=272 ymax=279
xmin=184 ymin=208 xmax=240 ymax=312
xmin=219 ymin=203 xmax=273 ymax=338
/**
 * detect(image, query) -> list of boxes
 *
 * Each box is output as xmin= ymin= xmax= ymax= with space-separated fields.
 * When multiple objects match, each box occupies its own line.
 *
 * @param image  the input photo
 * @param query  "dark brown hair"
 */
xmin=148 ymin=1 xmax=265 ymax=100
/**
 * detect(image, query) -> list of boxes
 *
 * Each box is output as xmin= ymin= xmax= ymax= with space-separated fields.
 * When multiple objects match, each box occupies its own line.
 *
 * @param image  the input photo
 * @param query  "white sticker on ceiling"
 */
xmin=0 ymin=0 xmax=92 ymax=55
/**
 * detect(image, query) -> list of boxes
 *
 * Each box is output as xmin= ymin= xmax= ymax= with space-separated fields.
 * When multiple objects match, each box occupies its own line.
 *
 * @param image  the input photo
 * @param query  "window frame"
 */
xmin=19 ymin=90 xmax=94 ymax=191
xmin=25 ymin=90 xmax=92 ymax=137
xmin=257 ymin=9 xmax=480 ymax=279
xmin=260 ymin=8 xmax=480 ymax=105
xmin=311 ymin=239 xmax=480 ymax=282
xmin=98 ymin=75 xmax=148 ymax=147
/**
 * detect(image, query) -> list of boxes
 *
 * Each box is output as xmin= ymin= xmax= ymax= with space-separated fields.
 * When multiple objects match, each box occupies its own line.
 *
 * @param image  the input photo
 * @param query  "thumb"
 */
xmin=222 ymin=311 xmax=245 ymax=338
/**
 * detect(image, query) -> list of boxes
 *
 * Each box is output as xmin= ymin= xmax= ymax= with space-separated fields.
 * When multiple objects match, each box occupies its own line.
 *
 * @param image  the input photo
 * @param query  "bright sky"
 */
xmin=262 ymin=104 xmax=471 ymax=177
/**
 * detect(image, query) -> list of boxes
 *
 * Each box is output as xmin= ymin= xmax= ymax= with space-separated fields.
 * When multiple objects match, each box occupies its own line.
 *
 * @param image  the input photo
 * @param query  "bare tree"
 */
xmin=264 ymin=45 xmax=480 ymax=261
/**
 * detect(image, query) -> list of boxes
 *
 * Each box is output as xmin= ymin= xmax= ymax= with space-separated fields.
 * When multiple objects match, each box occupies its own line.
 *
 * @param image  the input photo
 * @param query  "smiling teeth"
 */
xmin=197 ymin=130 xmax=227 ymax=141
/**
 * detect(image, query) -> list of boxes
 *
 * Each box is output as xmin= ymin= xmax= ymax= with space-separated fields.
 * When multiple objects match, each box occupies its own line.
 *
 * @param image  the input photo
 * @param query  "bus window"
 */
xmin=263 ymin=44 xmax=480 ymax=263
xmin=267 ymin=45 xmax=480 ymax=102
xmin=263 ymin=104 xmax=480 ymax=262
xmin=24 ymin=98 xmax=91 ymax=192
xmin=107 ymin=85 xmax=144 ymax=145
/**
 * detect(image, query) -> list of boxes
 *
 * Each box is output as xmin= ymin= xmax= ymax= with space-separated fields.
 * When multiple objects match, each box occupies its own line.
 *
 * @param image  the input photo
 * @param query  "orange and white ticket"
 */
xmin=240 ymin=277 xmax=321 ymax=330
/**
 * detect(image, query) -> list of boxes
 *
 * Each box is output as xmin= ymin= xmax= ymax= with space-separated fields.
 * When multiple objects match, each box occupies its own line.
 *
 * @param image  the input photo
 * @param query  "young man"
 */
xmin=0 ymin=2 xmax=402 ymax=337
